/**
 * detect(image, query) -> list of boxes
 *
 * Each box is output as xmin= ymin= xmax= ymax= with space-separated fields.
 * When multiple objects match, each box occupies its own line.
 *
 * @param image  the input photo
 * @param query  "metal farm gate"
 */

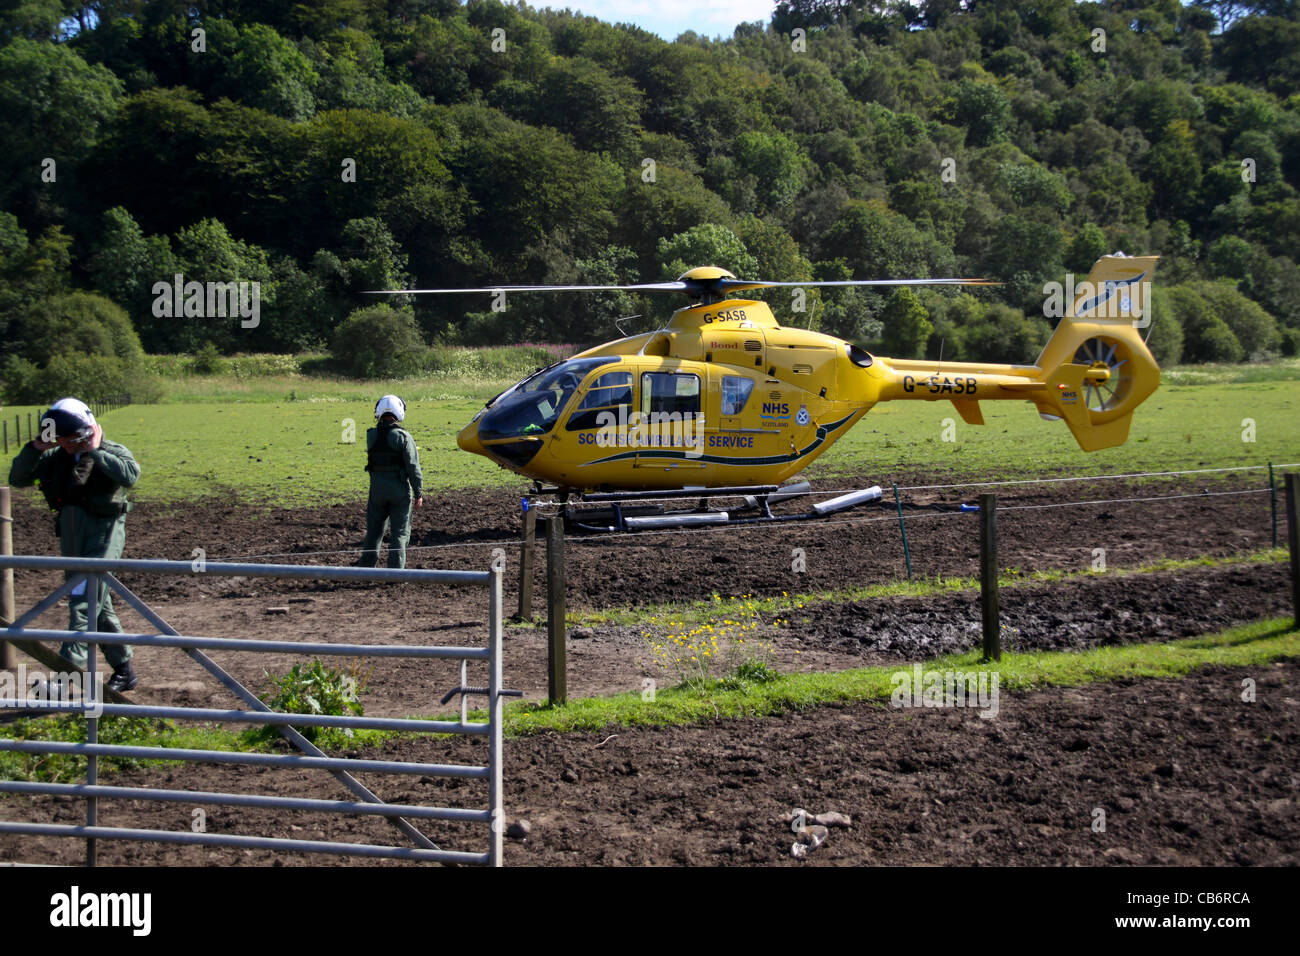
xmin=0 ymin=554 xmax=509 ymax=866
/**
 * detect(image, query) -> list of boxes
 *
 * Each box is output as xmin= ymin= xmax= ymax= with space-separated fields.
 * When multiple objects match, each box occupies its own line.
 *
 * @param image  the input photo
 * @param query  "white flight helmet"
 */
xmin=375 ymin=394 xmax=406 ymax=422
xmin=45 ymin=397 xmax=97 ymax=441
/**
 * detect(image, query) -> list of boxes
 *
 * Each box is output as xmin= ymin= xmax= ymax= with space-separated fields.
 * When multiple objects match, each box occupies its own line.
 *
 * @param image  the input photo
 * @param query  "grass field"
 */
xmin=2 ymin=357 xmax=1299 ymax=506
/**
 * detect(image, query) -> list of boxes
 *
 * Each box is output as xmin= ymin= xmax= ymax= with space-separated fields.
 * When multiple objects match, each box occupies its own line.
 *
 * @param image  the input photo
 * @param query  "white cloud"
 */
xmin=547 ymin=1 xmax=776 ymax=40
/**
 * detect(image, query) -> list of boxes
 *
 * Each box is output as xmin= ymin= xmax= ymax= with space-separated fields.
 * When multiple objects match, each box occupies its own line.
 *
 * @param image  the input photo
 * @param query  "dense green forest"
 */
xmin=2 ymin=0 xmax=1299 ymax=398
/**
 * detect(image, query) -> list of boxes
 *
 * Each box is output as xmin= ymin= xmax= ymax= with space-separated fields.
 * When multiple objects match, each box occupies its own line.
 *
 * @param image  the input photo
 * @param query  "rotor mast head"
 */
xmin=677 ymin=266 xmax=738 ymax=305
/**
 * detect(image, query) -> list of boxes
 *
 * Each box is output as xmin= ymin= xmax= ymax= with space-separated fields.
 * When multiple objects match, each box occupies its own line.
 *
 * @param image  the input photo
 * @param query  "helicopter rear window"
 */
xmin=641 ymin=372 xmax=700 ymax=417
xmin=847 ymin=343 xmax=873 ymax=368
xmin=720 ymin=375 xmax=754 ymax=415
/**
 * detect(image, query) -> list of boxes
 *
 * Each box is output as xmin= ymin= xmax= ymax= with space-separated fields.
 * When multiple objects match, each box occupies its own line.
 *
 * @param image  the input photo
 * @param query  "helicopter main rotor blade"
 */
xmin=714 ymin=278 xmax=999 ymax=291
xmin=366 ymin=277 xmax=999 ymax=296
xmin=365 ymin=282 xmax=690 ymax=295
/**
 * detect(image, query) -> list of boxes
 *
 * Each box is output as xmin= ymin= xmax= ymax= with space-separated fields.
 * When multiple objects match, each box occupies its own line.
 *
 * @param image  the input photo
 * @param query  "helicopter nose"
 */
xmin=457 ymin=420 xmax=485 ymax=456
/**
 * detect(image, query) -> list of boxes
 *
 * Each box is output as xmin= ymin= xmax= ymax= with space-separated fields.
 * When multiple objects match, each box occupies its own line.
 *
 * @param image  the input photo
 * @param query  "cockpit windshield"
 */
xmin=478 ymin=357 xmax=620 ymax=442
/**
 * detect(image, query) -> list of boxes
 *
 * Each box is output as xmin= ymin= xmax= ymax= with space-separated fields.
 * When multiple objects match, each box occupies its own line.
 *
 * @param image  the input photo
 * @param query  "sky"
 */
xmin=544 ymin=1 xmax=779 ymax=41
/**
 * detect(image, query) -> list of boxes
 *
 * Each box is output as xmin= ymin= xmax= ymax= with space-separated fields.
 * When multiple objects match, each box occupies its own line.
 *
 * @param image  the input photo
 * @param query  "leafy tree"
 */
xmin=1218 ymin=16 xmax=1300 ymax=94
xmin=1144 ymin=138 xmax=1203 ymax=220
xmin=992 ymin=163 xmax=1072 ymax=216
xmin=309 ymin=27 xmax=421 ymax=117
xmin=80 ymin=88 xmax=217 ymax=237
xmin=331 ymin=304 xmax=426 ymax=378
xmin=820 ymin=200 xmax=933 ymax=279
xmin=1 ymin=291 xmax=161 ymax=405
xmin=303 ymin=108 xmax=459 ymax=257
xmin=961 ymin=304 xmax=1052 ymax=365
xmin=87 ymin=206 xmax=180 ymax=319
xmin=950 ymin=80 xmax=1012 ymax=147
xmin=262 ymin=255 xmax=337 ymax=352
xmin=219 ymin=23 xmax=319 ymax=120
xmin=879 ymin=288 xmax=933 ymax=358
xmin=1123 ymin=80 xmax=1204 ymax=143
xmin=0 ymin=215 xmax=73 ymax=339
xmin=453 ymin=114 xmax=619 ymax=268
xmin=734 ymin=214 xmax=817 ymax=316
xmin=1193 ymin=280 xmax=1281 ymax=356
xmin=1207 ymin=235 xmax=1255 ymax=279
xmin=0 ymin=0 xmax=1294 ymax=369
xmin=0 ymin=38 xmax=122 ymax=218
xmin=532 ymin=57 xmax=643 ymax=160
xmin=13 ymin=291 xmax=147 ymax=365
xmin=130 ymin=218 xmax=272 ymax=354
xmin=1145 ymin=286 xmax=1185 ymax=365
xmin=0 ymin=0 xmax=67 ymax=40
xmin=657 ymin=224 xmax=759 ymax=280
xmin=733 ymin=130 xmax=810 ymax=212
xmin=984 ymin=215 xmax=1065 ymax=306
xmin=1241 ymin=254 xmax=1300 ymax=329
xmin=1065 ymin=224 xmax=1109 ymax=275
xmin=2 ymin=352 xmax=163 ymax=405
xmin=921 ymin=291 xmax=981 ymax=360
xmin=1167 ymin=285 xmax=1245 ymax=362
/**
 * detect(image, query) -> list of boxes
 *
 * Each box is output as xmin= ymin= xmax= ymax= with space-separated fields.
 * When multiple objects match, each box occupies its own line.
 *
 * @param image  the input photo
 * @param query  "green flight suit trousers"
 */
xmin=58 ymin=506 xmax=131 ymax=670
xmin=360 ymin=474 xmax=414 ymax=569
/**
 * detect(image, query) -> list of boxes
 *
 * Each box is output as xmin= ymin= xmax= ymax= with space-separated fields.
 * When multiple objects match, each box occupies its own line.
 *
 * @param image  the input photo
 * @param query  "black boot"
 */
xmin=107 ymin=661 xmax=139 ymax=693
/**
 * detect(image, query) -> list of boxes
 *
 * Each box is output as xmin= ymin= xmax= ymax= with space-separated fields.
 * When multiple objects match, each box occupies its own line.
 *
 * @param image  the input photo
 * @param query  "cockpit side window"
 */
xmin=566 ymin=370 xmax=634 ymax=431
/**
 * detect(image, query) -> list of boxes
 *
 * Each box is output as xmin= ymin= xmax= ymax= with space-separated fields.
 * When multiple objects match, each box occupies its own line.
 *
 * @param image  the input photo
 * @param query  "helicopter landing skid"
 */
xmin=560 ymin=482 xmax=884 ymax=533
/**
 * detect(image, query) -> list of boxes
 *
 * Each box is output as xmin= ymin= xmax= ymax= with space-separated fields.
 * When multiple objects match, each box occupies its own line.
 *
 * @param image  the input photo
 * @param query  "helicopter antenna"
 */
xmin=637 ymin=320 xmax=673 ymax=355
xmin=807 ymin=297 xmax=817 ymax=331
xmin=614 ymin=314 xmax=641 ymax=338
xmin=937 ymin=337 xmax=945 ymax=375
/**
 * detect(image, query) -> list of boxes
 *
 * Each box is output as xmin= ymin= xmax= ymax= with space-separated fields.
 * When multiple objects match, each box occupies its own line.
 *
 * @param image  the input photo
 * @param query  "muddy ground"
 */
xmin=0 ymin=472 xmax=1286 ymax=710
xmin=0 ymin=471 xmax=1295 ymax=865
xmin=1 ymin=658 xmax=1295 ymax=866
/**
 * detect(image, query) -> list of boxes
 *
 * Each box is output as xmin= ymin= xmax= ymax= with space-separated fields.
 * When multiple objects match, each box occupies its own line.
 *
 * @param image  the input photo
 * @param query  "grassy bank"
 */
xmin=569 ymin=549 xmax=1290 ymax=630
xmin=500 ymin=617 xmax=1299 ymax=735
xmin=4 ymin=355 xmax=1299 ymax=506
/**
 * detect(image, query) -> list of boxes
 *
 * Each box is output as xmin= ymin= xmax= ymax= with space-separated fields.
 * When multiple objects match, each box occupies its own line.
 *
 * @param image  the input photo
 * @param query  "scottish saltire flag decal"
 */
xmin=1074 ymin=271 xmax=1147 ymax=318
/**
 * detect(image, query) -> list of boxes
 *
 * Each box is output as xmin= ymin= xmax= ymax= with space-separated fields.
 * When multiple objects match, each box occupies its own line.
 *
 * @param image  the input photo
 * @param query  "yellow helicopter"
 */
xmin=377 ymin=253 xmax=1158 ymax=530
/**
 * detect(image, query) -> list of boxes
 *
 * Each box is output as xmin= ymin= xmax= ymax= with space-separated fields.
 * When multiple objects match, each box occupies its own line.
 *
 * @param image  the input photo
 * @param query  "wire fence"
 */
xmin=1 ymin=396 xmax=132 ymax=455
xmin=192 ymin=462 xmax=1294 ymax=562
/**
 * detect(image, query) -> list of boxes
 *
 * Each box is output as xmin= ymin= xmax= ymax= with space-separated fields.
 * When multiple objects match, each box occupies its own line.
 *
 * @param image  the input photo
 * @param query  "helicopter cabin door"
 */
xmin=634 ymin=367 xmax=706 ymax=471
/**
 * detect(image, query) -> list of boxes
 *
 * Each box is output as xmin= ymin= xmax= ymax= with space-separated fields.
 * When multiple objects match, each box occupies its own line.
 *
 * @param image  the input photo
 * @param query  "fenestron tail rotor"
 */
xmin=1072 ymin=335 xmax=1132 ymax=414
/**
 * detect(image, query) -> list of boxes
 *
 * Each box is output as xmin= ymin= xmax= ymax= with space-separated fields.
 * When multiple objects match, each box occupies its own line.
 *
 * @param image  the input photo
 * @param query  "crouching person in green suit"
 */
xmin=8 ymin=397 xmax=142 ymax=692
xmin=360 ymin=395 xmax=423 ymax=569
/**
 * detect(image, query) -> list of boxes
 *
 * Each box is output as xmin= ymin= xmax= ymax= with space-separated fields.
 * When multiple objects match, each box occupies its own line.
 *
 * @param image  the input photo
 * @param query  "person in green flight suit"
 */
xmin=359 ymin=394 xmax=423 ymax=569
xmin=8 ymin=397 xmax=142 ymax=692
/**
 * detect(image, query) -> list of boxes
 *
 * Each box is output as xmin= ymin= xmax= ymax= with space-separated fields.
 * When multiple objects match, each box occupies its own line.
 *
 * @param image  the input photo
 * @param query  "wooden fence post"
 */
xmin=1 ymin=487 xmax=14 ymax=670
xmin=980 ymin=493 xmax=1000 ymax=662
xmin=517 ymin=499 xmax=535 ymax=622
xmin=546 ymin=516 xmax=567 ymax=705
xmin=1286 ymin=473 xmax=1299 ymax=628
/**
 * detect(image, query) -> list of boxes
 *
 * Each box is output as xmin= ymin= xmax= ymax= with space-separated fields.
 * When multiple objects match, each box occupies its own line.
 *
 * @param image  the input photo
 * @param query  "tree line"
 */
xmin=1 ymin=0 xmax=1298 ymax=395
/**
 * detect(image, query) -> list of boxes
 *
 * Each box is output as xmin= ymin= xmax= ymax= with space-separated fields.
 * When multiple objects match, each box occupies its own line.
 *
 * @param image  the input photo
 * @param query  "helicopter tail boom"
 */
xmin=871 ymin=255 xmax=1160 ymax=452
